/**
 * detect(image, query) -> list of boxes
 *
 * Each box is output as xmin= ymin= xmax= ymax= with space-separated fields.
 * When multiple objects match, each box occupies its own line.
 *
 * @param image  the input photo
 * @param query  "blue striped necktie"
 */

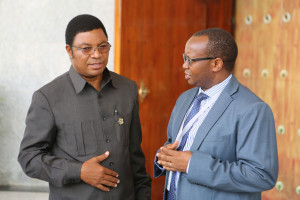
xmin=167 ymin=93 xmax=208 ymax=200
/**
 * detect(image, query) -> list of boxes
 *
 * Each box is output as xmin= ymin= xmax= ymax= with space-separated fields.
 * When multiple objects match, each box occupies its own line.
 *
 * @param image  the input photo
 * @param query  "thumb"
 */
xmin=94 ymin=151 xmax=110 ymax=163
xmin=170 ymin=141 xmax=179 ymax=149
xmin=164 ymin=141 xmax=178 ymax=150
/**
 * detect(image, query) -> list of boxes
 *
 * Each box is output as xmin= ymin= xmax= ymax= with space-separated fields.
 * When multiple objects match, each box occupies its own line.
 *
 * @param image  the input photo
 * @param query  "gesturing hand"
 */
xmin=80 ymin=151 xmax=119 ymax=191
xmin=157 ymin=141 xmax=192 ymax=173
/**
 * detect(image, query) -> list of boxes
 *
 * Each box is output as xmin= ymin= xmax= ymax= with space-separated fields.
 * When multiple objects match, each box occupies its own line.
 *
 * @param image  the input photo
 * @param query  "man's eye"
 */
xmin=100 ymin=45 xmax=109 ymax=48
xmin=82 ymin=47 xmax=92 ymax=51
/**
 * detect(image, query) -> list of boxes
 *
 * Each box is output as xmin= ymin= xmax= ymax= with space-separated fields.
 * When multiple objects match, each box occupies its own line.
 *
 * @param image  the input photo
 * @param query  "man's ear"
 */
xmin=66 ymin=45 xmax=73 ymax=59
xmin=212 ymin=58 xmax=224 ymax=72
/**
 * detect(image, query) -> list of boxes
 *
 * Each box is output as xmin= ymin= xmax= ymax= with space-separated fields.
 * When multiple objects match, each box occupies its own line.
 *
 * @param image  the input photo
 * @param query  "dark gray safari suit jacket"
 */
xmin=18 ymin=66 xmax=151 ymax=200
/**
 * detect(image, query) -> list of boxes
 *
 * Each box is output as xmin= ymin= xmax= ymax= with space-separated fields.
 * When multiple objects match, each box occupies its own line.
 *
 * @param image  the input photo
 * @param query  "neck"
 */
xmin=202 ymin=71 xmax=231 ymax=91
xmin=84 ymin=75 xmax=102 ymax=92
xmin=215 ymin=72 xmax=231 ymax=84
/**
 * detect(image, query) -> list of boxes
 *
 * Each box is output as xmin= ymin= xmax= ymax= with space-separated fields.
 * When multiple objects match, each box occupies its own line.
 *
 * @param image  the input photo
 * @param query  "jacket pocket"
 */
xmin=204 ymin=134 xmax=231 ymax=142
xmin=63 ymin=121 xmax=97 ymax=156
xmin=102 ymin=112 xmax=131 ymax=147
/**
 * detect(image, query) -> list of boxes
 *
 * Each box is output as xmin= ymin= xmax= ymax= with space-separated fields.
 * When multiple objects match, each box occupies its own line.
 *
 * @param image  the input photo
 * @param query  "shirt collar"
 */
xmin=198 ymin=74 xmax=232 ymax=97
xmin=69 ymin=66 xmax=117 ymax=94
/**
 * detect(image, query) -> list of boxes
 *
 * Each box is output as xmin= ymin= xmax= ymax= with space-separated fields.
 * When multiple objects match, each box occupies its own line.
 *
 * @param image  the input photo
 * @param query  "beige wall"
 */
xmin=0 ymin=0 xmax=115 ymax=187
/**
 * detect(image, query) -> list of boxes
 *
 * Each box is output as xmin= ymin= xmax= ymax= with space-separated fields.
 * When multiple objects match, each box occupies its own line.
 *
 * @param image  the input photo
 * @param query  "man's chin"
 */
xmin=83 ymin=70 xmax=105 ymax=79
xmin=187 ymin=79 xmax=195 ymax=86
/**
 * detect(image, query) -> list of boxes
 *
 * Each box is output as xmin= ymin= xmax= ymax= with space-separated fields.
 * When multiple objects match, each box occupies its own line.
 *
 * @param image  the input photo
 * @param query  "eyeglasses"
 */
xmin=72 ymin=42 xmax=111 ymax=55
xmin=183 ymin=53 xmax=216 ymax=66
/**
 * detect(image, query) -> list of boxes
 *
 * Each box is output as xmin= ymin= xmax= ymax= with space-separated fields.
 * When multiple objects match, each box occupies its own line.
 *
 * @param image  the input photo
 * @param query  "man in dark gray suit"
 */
xmin=18 ymin=14 xmax=151 ymax=200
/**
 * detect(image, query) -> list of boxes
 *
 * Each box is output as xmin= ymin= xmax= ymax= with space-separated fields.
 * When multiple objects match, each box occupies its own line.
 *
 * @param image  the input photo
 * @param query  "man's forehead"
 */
xmin=188 ymin=35 xmax=209 ymax=44
xmin=185 ymin=35 xmax=209 ymax=52
xmin=73 ymin=28 xmax=107 ymax=45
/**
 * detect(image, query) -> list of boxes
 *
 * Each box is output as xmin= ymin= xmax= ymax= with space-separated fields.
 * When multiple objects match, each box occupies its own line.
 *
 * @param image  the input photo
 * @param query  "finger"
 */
xmin=104 ymin=167 xmax=119 ymax=178
xmin=157 ymin=147 xmax=163 ymax=154
xmin=159 ymin=160 xmax=177 ymax=171
xmin=160 ymin=147 xmax=177 ymax=156
xmin=168 ymin=141 xmax=179 ymax=150
xmin=100 ymin=179 xmax=118 ymax=188
xmin=157 ymin=145 xmax=169 ymax=154
xmin=157 ymin=152 xmax=171 ymax=163
xmin=157 ymin=148 xmax=171 ymax=157
xmin=94 ymin=151 xmax=110 ymax=162
xmin=158 ymin=160 xmax=172 ymax=168
xmin=164 ymin=141 xmax=178 ymax=150
xmin=173 ymin=141 xmax=179 ymax=148
xmin=95 ymin=183 xmax=110 ymax=192
xmin=102 ymin=174 xmax=120 ymax=184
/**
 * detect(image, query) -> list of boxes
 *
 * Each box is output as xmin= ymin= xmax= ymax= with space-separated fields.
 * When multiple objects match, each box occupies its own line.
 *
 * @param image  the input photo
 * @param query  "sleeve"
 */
xmin=187 ymin=102 xmax=279 ymax=192
xmin=153 ymin=95 xmax=179 ymax=178
xmin=153 ymin=151 xmax=166 ymax=177
xmin=128 ymin=83 xmax=152 ymax=200
xmin=18 ymin=91 xmax=82 ymax=187
xmin=153 ymin=119 xmax=173 ymax=178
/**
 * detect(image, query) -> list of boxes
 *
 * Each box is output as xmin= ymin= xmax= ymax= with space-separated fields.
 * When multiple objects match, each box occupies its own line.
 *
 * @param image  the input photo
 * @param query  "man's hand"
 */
xmin=159 ymin=141 xmax=178 ymax=151
xmin=80 ymin=151 xmax=119 ymax=191
xmin=157 ymin=141 xmax=192 ymax=173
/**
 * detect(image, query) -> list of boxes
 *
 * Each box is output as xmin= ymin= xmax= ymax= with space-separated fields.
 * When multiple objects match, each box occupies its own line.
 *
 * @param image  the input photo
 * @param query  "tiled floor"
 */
xmin=0 ymin=191 xmax=48 ymax=200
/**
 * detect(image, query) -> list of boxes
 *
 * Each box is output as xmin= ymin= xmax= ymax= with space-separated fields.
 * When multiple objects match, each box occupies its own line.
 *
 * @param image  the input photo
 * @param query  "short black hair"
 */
xmin=65 ymin=14 xmax=108 ymax=46
xmin=193 ymin=28 xmax=238 ymax=71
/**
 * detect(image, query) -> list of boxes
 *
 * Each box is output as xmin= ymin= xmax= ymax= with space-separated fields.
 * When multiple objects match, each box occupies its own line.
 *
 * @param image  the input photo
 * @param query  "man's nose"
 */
xmin=91 ymin=47 xmax=103 ymax=58
xmin=182 ymin=60 xmax=189 ymax=69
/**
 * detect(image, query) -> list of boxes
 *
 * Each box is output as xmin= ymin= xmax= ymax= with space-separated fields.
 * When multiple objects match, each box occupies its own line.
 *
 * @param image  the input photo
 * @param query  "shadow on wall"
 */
xmin=0 ymin=85 xmax=5 ymax=140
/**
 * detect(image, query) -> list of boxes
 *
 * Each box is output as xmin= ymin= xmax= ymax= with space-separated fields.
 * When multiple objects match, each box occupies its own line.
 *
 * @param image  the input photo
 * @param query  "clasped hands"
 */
xmin=156 ymin=141 xmax=193 ymax=173
xmin=80 ymin=151 xmax=119 ymax=192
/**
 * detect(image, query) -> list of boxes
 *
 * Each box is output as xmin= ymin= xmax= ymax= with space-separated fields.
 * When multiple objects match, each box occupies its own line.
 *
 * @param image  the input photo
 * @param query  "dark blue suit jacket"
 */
xmin=154 ymin=75 xmax=278 ymax=200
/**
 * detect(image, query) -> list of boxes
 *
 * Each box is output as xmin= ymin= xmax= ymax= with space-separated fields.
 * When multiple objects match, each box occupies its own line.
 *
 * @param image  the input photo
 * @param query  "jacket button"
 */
xmin=106 ymin=139 xmax=111 ymax=143
xmin=109 ymin=162 xmax=114 ymax=166
xmin=103 ymin=117 xmax=106 ymax=121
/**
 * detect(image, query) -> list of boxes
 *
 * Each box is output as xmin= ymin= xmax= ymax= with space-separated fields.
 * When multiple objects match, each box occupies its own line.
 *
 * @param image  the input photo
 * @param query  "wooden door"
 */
xmin=115 ymin=0 xmax=234 ymax=199
xmin=234 ymin=0 xmax=300 ymax=199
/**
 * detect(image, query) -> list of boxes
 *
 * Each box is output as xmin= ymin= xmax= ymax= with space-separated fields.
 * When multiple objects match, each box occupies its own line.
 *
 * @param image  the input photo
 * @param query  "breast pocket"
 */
xmin=102 ymin=112 xmax=131 ymax=147
xmin=200 ymin=134 xmax=233 ymax=160
xmin=63 ymin=121 xmax=97 ymax=157
xmin=204 ymin=134 xmax=231 ymax=142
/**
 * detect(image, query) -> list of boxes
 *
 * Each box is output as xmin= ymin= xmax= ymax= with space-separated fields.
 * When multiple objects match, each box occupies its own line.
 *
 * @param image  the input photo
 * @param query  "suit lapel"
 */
xmin=190 ymin=75 xmax=240 ymax=151
xmin=172 ymin=88 xmax=198 ymax=142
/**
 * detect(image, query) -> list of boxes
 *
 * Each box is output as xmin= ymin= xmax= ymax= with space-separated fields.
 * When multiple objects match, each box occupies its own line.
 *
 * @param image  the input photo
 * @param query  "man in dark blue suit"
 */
xmin=154 ymin=28 xmax=278 ymax=200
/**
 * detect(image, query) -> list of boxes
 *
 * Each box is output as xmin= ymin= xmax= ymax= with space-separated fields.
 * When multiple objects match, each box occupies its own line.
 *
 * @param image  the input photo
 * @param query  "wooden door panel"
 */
xmin=234 ymin=0 xmax=300 ymax=199
xmin=116 ymin=0 xmax=234 ymax=199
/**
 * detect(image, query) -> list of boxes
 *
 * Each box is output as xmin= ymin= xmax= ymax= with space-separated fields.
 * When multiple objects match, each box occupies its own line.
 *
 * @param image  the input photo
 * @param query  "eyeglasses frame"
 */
xmin=183 ymin=53 xmax=216 ymax=66
xmin=71 ymin=42 xmax=111 ymax=55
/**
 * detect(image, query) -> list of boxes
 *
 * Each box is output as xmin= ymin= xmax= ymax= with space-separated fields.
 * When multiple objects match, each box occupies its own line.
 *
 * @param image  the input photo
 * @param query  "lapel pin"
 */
xmin=118 ymin=118 xmax=124 ymax=125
